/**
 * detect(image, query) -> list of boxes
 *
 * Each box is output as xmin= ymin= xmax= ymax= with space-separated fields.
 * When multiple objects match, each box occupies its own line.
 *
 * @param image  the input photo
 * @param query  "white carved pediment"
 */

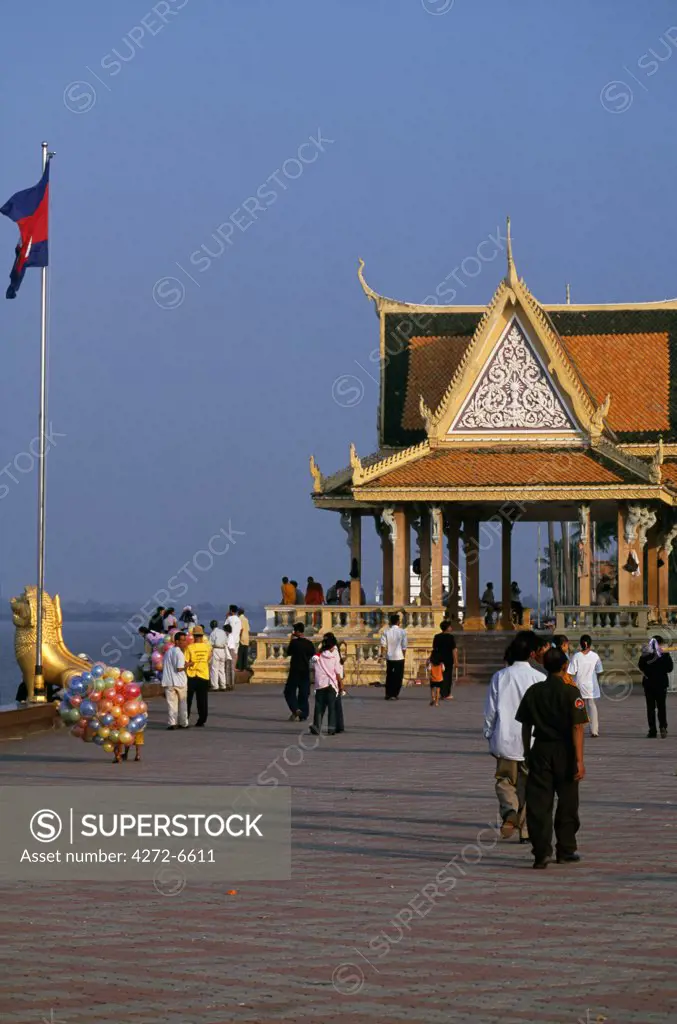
xmin=449 ymin=317 xmax=577 ymax=434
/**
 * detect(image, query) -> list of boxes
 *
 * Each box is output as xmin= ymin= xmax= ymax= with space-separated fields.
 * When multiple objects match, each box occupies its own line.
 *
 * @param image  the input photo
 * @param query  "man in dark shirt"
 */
xmin=284 ymin=623 xmax=316 ymax=722
xmin=515 ymin=647 xmax=588 ymax=869
xmin=431 ymin=620 xmax=458 ymax=700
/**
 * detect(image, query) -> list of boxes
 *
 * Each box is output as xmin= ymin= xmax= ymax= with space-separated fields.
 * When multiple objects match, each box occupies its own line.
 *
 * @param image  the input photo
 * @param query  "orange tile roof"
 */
xmin=371 ymin=450 xmax=624 ymax=488
xmin=402 ymin=335 xmax=472 ymax=430
xmin=559 ymin=333 xmax=669 ymax=433
xmin=661 ymin=460 xmax=677 ymax=486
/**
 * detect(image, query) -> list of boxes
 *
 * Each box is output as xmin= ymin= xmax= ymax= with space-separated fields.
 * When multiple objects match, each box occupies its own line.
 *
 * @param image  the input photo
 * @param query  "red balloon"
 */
xmin=111 ymin=694 xmax=125 ymax=706
xmin=118 ymin=714 xmax=130 ymax=728
xmin=100 ymin=700 xmax=113 ymax=713
xmin=70 ymin=696 xmax=82 ymax=707
xmin=124 ymin=701 xmax=141 ymax=717
xmin=123 ymin=683 xmax=141 ymax=700
xmin=89 ymin=690 xmax=102 ymax=703
xmin=114 ymin=680 xmax=126 ymax=693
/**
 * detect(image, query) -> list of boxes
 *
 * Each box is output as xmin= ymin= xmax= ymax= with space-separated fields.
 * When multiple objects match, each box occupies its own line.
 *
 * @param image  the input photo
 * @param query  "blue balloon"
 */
xmin=93 ymin=736 xmax=105 ymax=746
xmin=80 ymin=671 xmax=93 ymax=685
xmin=100 ymin=712 xmax=115 ymax=727
xmin=127 ymin=720 xmax=139 ymax=734
xmin=58 ymin=700 xmax=70 ymax=714
xmin=68 ymin=679 xmax=87 ymax=697
xmin=91 ymin=665 xmax=105 ymax=679
xmin=80 ymin=700 xmax=96 ymax=718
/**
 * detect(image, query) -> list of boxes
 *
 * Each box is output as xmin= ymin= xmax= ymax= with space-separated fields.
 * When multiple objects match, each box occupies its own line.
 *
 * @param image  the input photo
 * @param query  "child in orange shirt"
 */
xmin=429 ymin=653 xmax=445 ymax=707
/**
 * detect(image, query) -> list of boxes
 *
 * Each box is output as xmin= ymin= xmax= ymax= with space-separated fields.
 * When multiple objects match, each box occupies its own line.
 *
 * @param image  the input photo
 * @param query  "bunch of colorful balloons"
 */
xmin=58 ymin=663 xmax=148 ymax=755
xmin=149 ymin=634 xmax=176 ymax=677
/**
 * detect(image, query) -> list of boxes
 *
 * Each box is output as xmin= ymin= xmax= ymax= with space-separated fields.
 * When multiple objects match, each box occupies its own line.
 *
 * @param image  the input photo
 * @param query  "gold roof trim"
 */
xmin=309 ymin=454 xmax=324 ymax=494
xmin=351 ymin=440 xmax=431 ymax=487
xmin=514 ymin=277 xmax=598 ymax=425
xmin=426 ymin=279 xmax=511 ymax=431
xmin=353 ymin=484 xmax=674 ymax=504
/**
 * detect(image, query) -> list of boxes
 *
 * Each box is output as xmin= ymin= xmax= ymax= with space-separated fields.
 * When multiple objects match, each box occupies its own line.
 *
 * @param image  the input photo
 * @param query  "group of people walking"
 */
xmin=283 ymin=624 xmax=345 ymax=735
xmin=483 ymin=629 xmax=673 ymax=869
xmin=147 ymin=606 xmax=250 ymax=729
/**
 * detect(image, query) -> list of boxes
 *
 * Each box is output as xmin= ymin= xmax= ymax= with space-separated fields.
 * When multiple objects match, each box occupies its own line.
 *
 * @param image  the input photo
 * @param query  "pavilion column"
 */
xmin=500 ymin=520 xmax=513 ymax=630
xmin=617 ymin=505 xmax=633 ymax=605
xmin=647 ymin=524 xmax=659 ymax=616
xmin=349 ymin=511 xmax=362 ymax=605
xmin=375 ymin=512 xmax=393 ymax=605
xmin=444 ymin=512 xmax=461 ymax=627
xmin=463 ymin=516 xmax=483 ymax=630
xmin=658 ymin=541 xmax=670 ymax=617
xmin=430 ymin=506 xmax=444 ymax=607
xmin=577 ymin=504 xmax=592 ymax=606
xmin=393 ymin=506 xmax=411 ymax=606
xmin=418 ymin=507 xmax=432 ymax=605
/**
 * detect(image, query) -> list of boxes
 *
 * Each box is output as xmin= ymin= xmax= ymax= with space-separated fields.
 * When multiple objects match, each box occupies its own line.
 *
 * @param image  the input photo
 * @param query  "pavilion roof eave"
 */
xmin=350 ymin=483 xmax=676 ymax=504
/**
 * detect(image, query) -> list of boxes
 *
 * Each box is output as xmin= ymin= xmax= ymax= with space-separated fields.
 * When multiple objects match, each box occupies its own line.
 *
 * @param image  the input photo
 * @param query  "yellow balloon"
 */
xmin=102 ymin=741 xmax=115 ymax=753
xmin=118 ymin=729 xmax=133 ymax=746
xmin=120 ymin=670 xmax=134 ymax=684
xmin=109 ymin=729 xmax=120 ymax=743
xmin=106 ymin=667 xmax=121 ymax=680
xmin=98 ymin=727 xmax=110 ymax=739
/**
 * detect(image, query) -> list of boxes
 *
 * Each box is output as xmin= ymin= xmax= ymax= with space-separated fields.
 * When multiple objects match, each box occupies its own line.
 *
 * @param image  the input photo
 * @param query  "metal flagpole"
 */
xmin=32 ymin=140 xmax=52 ymax=703
xmin=537 ymin=523 xmax=542 ymax=629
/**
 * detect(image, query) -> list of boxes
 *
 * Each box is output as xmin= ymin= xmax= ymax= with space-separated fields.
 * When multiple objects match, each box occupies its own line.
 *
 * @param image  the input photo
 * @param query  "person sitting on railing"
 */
xmin=326 ymin=580 xmax=341 ymax=605
xmin=510 ymin=582 xmax=524 ymax=625
xmin=340 ymin=581 xmax=366 ymax=605
xmin=291 ymin=580 xmax=305 ymax=604
xmin=305 ymin=576 xmax=324 ymax=605
xmin=281 ymin=576 xmax=296 ymax=605
xmin=481 ymin=582 xmax=500 ymax=626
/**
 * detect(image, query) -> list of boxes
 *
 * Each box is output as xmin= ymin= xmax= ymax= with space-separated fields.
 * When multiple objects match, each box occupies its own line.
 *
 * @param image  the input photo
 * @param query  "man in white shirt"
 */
xmin=208 ymin=619 xmax=229 ymax=691
xmin=162 ymin=632 xmax=189 ymax=729
xmin=567 ymin=634 xmax=603 ymax=737
xmin=483 ymin=632 xmax=545 ymax=839
xmin=224 ymin=605 xmax=241 ymax=690
xmin=380 ymin=613 xmax=408 ymax=700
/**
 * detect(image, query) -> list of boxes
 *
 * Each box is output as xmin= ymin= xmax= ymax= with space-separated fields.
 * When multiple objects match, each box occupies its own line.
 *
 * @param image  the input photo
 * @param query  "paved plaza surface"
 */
xmin=1 ymin=682 xmax=676 ymax=1024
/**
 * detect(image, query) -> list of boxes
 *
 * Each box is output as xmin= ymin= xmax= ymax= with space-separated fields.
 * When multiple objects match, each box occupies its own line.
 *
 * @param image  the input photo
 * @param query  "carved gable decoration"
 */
xmin=449 ymin=318 xmax=577 ymax=434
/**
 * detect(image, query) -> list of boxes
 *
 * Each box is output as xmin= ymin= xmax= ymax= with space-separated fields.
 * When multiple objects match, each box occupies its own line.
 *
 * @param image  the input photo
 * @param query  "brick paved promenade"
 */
xmin=1 ymin=682 xmax=676 ymax=1024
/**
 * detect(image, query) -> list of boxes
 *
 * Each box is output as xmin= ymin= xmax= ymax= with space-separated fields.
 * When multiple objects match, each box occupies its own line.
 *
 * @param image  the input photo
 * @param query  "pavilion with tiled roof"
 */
xmin=310 ymin=221 xmax=677 ymax=630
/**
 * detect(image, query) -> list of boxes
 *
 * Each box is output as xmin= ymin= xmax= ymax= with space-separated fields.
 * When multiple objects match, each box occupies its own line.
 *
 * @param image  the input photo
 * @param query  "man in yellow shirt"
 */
xmin=184 ymin=626 xmax=211 ymax=726
xmin=281 ymin=576 xmax=296 ymax=605
xmin=237 ymin=607 xmax=250 ymax=671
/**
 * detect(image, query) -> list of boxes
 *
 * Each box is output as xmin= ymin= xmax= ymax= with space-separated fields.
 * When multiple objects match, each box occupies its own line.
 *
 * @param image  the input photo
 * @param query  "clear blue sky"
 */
xmin=1 ymin=0 xmax=676 ymax=609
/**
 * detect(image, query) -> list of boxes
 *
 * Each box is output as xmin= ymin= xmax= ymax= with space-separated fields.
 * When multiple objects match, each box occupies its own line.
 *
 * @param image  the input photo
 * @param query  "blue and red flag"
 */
xmin=0 ymin=161 xmax=50 ymax=299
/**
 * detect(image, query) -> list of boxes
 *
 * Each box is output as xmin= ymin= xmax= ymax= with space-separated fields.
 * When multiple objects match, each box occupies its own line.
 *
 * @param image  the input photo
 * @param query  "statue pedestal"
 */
xmin=0 ymin=702 xmax=58 ymax=742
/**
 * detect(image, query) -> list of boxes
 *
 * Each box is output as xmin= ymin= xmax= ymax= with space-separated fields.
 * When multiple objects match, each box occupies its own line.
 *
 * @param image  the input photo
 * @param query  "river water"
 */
xmin=0 ymin=612 xmax=265 ymax=705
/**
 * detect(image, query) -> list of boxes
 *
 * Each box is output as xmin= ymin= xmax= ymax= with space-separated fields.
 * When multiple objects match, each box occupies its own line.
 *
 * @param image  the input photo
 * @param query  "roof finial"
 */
xmin=566 ymin=282 xmax=571 ymax=304
xmin=506 ymin=216 xmax=518 ymax=289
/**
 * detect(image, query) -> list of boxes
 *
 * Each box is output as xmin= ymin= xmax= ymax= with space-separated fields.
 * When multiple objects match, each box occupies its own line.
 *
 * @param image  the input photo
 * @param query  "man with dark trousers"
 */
xmin=185 ymin=626 xmax=211 ymax=727
xmin=380 ymin=612 xmax=408 ymax=700
xmin=284 ymin=623 xmax=316 ymax=722
xmin=515 ymin=647 xmax=588 ymax=869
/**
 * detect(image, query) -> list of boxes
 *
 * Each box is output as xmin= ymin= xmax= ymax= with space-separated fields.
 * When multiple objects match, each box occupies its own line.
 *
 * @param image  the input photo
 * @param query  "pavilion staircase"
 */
xmin=455 ymin=632 xmax=509 ymax=684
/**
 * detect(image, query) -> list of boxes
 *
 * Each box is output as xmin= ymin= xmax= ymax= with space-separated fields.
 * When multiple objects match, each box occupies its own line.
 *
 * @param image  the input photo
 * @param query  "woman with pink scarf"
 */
xmin=638 ymin=636 xmax=673 ymax=739
xmin=309 ymin=632 xmax=344 ymax=736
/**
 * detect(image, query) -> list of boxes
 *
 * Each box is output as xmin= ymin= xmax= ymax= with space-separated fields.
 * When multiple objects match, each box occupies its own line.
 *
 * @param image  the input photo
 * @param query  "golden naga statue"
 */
xmin=11 ymin=586 xmax=91 ymax=700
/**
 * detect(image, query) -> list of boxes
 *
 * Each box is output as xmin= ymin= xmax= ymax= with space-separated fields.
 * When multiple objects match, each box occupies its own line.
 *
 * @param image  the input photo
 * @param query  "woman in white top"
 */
xmin=310 ymin=632 xmax=344 ymax=736
xmin=567 ymin=634 xmax=603 ymax=737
